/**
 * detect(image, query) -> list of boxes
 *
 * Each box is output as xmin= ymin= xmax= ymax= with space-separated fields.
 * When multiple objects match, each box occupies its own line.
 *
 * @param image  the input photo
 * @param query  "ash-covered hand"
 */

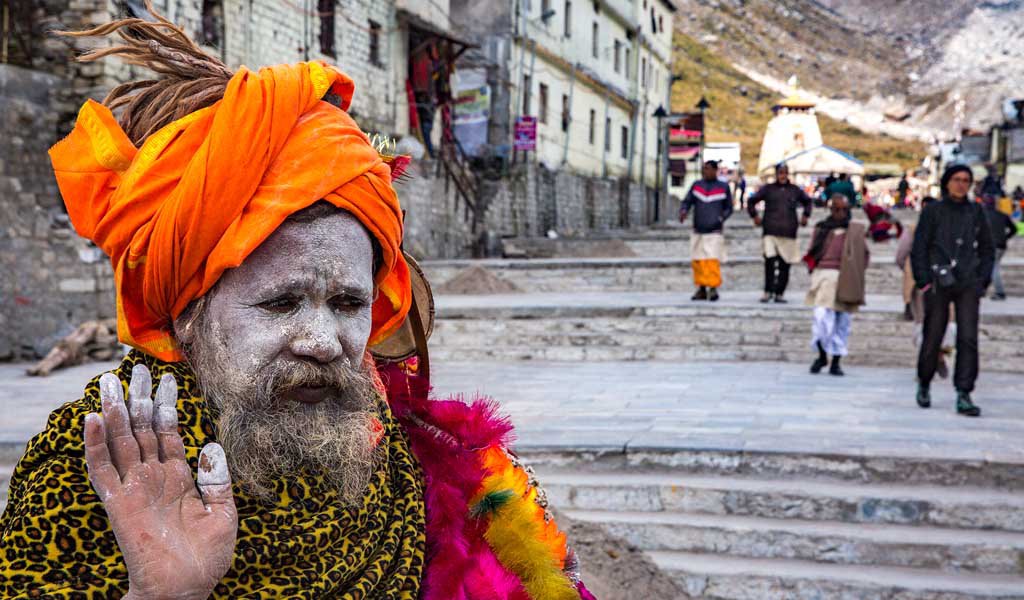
xmin=84 ymin=365 xmax=238 ymax=600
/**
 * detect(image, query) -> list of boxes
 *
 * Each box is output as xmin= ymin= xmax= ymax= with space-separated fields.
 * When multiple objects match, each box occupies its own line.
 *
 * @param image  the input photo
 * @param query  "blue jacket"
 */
xmin=681 ymin=179 xmax=733 ymax=234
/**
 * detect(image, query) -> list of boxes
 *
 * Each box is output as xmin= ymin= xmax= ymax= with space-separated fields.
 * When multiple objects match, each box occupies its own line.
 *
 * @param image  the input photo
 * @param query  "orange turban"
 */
xmin=49 ymin=62 xmax=410 ymax=362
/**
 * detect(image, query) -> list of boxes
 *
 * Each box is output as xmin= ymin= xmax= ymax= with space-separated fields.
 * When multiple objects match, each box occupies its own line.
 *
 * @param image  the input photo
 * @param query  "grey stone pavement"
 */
xmin=4 ymin=359 xmax=1022 ymax=465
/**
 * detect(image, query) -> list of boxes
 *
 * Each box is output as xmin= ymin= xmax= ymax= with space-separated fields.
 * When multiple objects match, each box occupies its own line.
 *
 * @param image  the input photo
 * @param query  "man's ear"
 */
xmin=174 ymin=296 xmax=207 ymax=346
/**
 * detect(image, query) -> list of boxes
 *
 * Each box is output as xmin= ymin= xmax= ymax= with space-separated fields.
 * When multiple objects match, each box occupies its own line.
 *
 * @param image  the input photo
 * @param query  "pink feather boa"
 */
xmin=379 ymin=363 xmax=595 ymax=600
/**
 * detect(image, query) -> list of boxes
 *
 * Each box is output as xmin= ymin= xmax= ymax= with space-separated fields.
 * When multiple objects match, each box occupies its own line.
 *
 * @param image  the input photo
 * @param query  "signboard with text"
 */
xmin=514 ymin=116 xmax=537 ymax=152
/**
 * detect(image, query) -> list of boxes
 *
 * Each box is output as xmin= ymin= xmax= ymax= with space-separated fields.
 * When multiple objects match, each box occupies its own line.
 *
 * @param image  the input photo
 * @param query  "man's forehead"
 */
xmin=225 ymin=211 xmax=375 ymax=290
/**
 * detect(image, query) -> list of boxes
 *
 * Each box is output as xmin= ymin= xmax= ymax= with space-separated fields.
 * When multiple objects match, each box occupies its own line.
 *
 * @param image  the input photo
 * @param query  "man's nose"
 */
xmin=288 ymin=307 xmax=343 ymax=364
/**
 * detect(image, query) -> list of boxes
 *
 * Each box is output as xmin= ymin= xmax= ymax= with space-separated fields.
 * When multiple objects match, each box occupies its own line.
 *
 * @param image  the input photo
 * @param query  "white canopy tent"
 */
xmin=762 ymin=145 xmax=865 ymax=177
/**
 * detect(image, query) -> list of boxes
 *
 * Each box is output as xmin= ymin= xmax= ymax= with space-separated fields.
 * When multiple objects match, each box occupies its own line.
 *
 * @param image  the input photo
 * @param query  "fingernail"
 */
xmin=198 ymin=444 xmax=230 ymax=485
xmin=155 ymin=374 xmax=177 ymax=408
xmin=99 ymin=373 xmax=123 ymax=405
xmin=129 ymin=364 xmax=152 ymax=399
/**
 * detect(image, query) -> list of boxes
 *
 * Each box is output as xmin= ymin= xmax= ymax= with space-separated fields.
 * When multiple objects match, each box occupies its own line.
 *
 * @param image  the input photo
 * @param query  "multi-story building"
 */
xmin=451 ymin=0 xmax=676 ymax=186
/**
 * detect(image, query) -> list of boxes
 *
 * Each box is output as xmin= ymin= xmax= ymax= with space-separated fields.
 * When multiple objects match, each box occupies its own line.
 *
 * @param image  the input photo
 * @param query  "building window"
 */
xmin=318 ymin=0 xmax=336 ymax=58
xmin=672 ymin=175 xmax=683 ymax=187
xmin=564 ymin=0 xmax=572 ymax=37
xmin=659 ymin=14 xmax=664 ymax=32
xmin=368 ymin=20 xmax=382 ymax=66
xmin=604 ymin=117 xmax=611 ymax=151
xmin=621 ymin=126 xmax=629 ymax=159
xmin=200 ymin=0 xmax=223 ymax=49
xmin=650 ymin=7 xmax=657 ymax=33
xmin=539 ymin=83 xmax=549 ymax=124
xmin=589 ymin=109 xmax=596 ymax=144
xmin=522 ymin=75 xmax=531 ymax=114
xmin=592 ymin=22 xmax=598 ymax=58
xmin=624 ymin=47 xmax=630 ymax=77
xmin=613 ymin=40 xmax=621 ymax=73
xmin=561 ymin=94 xmax=570 ymax=132
xmin=641 ymin=57 xmax=647 ymax=86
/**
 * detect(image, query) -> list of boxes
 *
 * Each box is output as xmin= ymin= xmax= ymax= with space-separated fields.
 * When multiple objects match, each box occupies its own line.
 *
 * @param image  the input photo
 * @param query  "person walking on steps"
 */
xmin=911 ymin=165 xmax=996 ymax=417
xmin=803 ymin=195 xmax=869 ymax=376
xmin=748 ymin=163 xmax=813 ymax=303
xmin=681 ymin=160 xmax=733 ymax=301
xmin=983 ymin=194 xmax=1017 ymax=300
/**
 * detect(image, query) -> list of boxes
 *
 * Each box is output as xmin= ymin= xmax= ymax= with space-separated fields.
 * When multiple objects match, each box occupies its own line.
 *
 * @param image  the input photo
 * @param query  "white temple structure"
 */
xmin=757 ymin=82 xmax=863 ymax=179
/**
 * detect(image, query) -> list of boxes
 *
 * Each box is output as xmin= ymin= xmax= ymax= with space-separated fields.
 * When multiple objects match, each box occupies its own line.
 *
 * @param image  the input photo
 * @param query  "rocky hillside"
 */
xmin=670 ymin=31 xmax=927 ymax=173
xmin=674 ymin=0 xmax=1024 ymax=137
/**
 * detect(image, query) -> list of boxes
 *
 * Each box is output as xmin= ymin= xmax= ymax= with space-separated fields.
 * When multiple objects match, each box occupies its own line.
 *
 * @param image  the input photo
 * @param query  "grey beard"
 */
xmin=181 ymin=323 xmax=382 ymax=506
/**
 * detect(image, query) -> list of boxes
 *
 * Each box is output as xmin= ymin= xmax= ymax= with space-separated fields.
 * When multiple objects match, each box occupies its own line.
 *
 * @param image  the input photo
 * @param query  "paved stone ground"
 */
xmin=429 ymin=361 xmax=1024 ymax=465
xmin=5 ymin=359 xmax=1022 ymax=466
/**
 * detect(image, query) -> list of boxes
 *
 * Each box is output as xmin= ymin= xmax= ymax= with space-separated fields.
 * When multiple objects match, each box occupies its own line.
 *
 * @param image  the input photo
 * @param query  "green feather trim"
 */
xmin=470 ymin=489 xmax=515 ymax=519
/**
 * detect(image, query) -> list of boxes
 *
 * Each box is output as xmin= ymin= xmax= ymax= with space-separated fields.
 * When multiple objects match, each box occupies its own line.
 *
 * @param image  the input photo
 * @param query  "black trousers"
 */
xmin=763 ymin=256 xmax=791 ymax=295
xmin=917 ymin=285 xmax=980 ymax=392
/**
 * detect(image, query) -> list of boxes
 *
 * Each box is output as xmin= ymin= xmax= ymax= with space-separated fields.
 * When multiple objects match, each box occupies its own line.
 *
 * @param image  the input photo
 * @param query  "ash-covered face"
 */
xmin=174 ymin=205 xmax=383 ymax=504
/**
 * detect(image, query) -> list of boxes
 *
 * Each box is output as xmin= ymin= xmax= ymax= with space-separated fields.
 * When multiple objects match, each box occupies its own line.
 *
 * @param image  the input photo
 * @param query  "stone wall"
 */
xmin=0 ymin=64 xmax=115 ymax=360
xmin=400 ymin=161 xmax=658 ymax=259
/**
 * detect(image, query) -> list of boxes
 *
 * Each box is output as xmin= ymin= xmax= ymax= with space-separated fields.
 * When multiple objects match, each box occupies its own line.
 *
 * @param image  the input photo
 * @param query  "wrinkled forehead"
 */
xmin=224 ymin=207 xmax=376 ymax=294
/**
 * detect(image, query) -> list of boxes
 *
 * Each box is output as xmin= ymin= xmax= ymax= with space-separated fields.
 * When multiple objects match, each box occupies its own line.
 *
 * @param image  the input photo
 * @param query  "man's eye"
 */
xmin=258 ymin=297 xmax=299 ymax=313
xmin=330 ymin=295 xmax=367 ymax=311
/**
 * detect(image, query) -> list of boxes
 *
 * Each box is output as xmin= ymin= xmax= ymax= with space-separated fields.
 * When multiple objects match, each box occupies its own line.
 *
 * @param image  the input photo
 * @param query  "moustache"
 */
xmin=257 ymin=360 xmax=371 ymax=405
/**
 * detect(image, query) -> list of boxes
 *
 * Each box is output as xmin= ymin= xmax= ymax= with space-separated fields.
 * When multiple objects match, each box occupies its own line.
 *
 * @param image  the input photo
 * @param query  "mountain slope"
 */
xmin=674 ymin=0 xmax=1024 ymax=135
xmin=670 ymin=31 xmax=926 ymax=174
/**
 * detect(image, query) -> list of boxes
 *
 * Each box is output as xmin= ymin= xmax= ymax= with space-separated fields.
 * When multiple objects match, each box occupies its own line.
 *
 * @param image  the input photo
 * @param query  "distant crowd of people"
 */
xmin=680 ymin=161 xmax=1018 ymax=417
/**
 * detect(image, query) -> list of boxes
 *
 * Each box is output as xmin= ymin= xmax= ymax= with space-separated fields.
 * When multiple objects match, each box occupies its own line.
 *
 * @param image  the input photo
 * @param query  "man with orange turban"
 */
xmin=0 ymin=7 xmax=593 ymax=600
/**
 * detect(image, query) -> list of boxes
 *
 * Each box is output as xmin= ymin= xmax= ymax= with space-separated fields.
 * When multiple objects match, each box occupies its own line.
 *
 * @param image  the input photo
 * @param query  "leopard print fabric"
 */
xmin=0 ymin=351 xmax=426 ymax=599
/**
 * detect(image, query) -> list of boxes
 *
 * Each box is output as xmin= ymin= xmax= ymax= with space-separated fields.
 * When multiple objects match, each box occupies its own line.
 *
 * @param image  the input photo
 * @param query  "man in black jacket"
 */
xmin=911 ymin=164 xmax=996 ymax=416
xmin=681 ymin=160 xmax=733 ymax=301
xmin=748 ymin=164 xmax=813 ymax=303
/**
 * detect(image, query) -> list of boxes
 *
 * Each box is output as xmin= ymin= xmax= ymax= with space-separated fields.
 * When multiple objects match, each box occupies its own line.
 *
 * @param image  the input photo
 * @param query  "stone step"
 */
xmin=567 ymin=510 xmax=1024 ymax=575
xmin=537 ymin=472 xmax=1024 ymax=532
xmin=425 ymin=257 xmax=1024 ymax=296
xmin=519 ymin=448 xmax=1024 ymax=491
xmin=430 ymin=294 xmax=1024 ymax=371
xmin=650 ymin=551 xmax=1024 ymax=599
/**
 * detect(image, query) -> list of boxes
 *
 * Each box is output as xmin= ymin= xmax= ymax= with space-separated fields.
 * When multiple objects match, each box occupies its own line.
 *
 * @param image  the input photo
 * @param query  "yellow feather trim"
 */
xmin=472 ymin=446 xmax=579 ymax=600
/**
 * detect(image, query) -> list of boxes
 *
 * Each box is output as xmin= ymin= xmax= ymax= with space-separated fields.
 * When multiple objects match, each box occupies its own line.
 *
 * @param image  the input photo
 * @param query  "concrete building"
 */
xmin=450 ymin=0 xmax=676 ymax=186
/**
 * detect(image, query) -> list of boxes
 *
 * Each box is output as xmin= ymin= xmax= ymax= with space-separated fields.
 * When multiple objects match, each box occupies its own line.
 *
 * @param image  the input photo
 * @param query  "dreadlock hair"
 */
xmin=57 ymin=0 xmax=233 ymax=146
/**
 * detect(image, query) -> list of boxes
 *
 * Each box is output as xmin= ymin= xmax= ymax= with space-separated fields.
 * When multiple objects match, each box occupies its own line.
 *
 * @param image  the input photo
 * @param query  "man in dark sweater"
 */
xmin=747 ymin=163 xmax=813 ymax=303
xmin=911 ymin=165 xmax=996 ymax=416
xmin=984 ymin=197 xmax=1017 ymax=300
xmin=681 ymin=160 xmax=733 ymax=301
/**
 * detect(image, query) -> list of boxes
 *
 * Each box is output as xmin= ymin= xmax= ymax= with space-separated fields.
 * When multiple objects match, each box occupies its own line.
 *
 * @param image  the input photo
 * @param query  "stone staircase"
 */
xmin=428 ymin=293 xmax=1024 ymax=372
xmin=425 ymin=256 xmax=1024 ymax=296
xmin=524 ymin=448 xmax=1024 ymax=599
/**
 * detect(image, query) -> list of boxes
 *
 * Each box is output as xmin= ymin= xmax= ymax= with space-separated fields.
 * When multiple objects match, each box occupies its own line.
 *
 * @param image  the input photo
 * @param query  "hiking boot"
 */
xmin=708 ymin=288 xmax=720 ymax=302
xmin=916 ymin=384 xmax=931 ymax=409
xmin=829 ymin=357 xmax=844 ymax=376
xmin=810 ymin=356 xmax=827 ymax=374
xmin=759 ymin=292 xmax=773 ymax=303
xmin=691 ymin=287 xmax=708 ymax=301
xmin=773 ymin=294 xmax=788 ymax=304
xmin=956 ymin=391 xmax=981 ymax=417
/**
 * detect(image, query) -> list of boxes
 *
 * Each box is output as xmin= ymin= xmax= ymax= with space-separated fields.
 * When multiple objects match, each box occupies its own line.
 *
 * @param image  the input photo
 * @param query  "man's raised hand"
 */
xmin=84 ymin=365 xmax=237 ymax=600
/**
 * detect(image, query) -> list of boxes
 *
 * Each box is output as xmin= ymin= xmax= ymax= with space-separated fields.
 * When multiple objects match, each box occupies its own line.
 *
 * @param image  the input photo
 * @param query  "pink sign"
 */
xmin=514 ymin=116 xmax=537 ymax=151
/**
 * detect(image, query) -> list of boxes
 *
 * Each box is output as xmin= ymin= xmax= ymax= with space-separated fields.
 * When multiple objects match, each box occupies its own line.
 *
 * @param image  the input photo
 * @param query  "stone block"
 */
xmin=58 ymin=278 xmax=97 ymax=293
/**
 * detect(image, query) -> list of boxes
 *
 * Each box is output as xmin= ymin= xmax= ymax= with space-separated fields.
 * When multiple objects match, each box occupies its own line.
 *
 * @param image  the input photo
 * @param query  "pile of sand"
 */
xmin=434 ymin=265 xmax=521 ymax=295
